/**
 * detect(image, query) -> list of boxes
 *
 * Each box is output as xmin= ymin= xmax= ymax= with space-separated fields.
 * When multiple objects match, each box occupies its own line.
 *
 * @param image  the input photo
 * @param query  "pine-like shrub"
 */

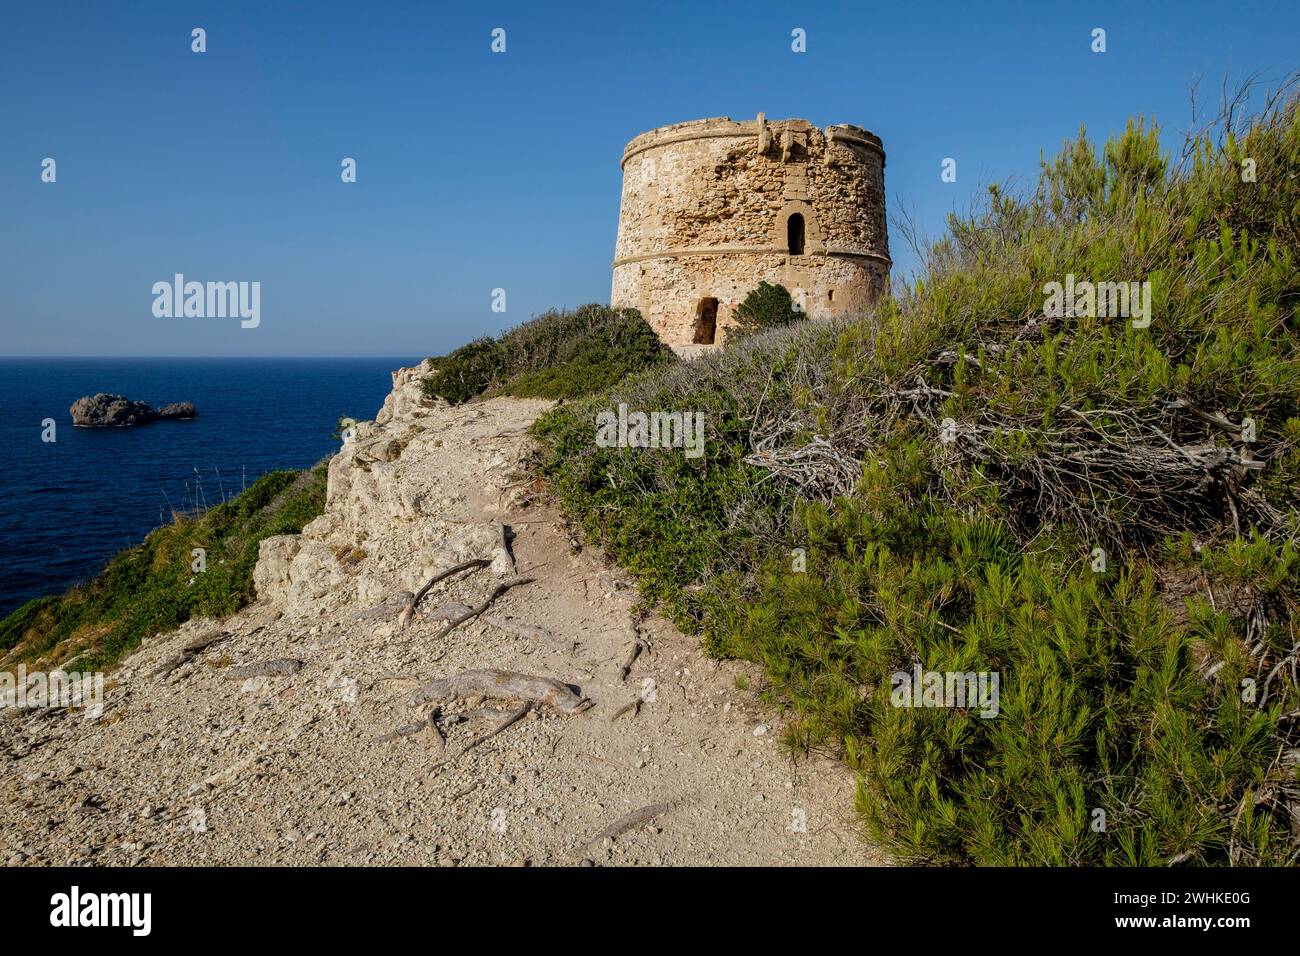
xmin=420 ymin=337 xmax=506 ymax=405
xmin=726 ymin=281 xmax=804 ymax=342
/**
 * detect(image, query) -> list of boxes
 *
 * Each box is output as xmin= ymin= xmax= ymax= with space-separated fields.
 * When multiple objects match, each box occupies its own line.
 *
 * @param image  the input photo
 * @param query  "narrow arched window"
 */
xmin=787 ymin=213 xmax=805 ymax=255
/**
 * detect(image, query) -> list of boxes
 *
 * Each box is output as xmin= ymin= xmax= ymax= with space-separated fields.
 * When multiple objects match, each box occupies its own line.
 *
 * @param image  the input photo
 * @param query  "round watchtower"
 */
xmin=611 ymin=114 xmax=889 ymax=348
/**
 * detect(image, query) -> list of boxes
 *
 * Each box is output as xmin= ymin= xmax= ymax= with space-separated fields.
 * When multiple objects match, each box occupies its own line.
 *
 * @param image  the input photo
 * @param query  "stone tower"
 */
xmin=611 ymin=114 xmax=889 ymax=348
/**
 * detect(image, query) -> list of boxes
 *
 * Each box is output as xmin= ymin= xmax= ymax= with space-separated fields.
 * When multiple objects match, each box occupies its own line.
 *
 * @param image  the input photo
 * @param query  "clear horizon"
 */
xmin=3 ymin=0 xmax=1297 ymax=357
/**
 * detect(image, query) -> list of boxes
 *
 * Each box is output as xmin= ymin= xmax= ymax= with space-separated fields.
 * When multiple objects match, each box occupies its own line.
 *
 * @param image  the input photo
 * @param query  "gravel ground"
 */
xmin=0 ymin=366 xmax=886 ymax=867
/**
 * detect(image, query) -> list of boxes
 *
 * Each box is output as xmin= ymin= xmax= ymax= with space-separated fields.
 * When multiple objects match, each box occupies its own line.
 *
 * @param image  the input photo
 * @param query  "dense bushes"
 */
xmin=0 ymin=466 xmax=327 ymax=672
xmin=421 ymin=337 xmax=505 ymax=405
xmin=533 ymin=92 xmax=1300 ymax=865
xmin=421 ymin=304 xmax=672 ymax=403
xmin=726 ymin=281 xmax=804 ymax=342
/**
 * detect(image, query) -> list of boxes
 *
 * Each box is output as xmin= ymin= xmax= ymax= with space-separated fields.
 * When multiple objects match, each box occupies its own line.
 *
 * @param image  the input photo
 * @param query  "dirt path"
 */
xmin=0 ymin=366 xmax=885 ymax=866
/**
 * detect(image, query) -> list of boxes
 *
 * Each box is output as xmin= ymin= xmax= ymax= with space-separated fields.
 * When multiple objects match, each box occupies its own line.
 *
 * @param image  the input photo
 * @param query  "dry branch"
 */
xmin=740 ymin=339 xmax=1293 ymax=548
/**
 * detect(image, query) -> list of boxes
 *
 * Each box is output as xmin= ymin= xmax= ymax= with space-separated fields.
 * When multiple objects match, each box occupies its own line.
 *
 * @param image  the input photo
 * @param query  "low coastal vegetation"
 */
xmin=419 ymin=303 xmax=672 ymax=403
xmin=0 ymin=466 xmax=326 ymax=673
xmin=532 ymin=93 xmax=1300 ymax=864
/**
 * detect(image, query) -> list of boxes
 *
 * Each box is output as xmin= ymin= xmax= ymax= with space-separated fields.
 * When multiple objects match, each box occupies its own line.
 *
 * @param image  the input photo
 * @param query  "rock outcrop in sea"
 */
xmin=69 ymin=393 xmax=198 ymax=427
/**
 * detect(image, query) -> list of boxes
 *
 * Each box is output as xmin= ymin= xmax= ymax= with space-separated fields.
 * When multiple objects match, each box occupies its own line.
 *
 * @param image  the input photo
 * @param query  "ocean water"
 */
xmin=0 ymin=358 xmax=416 ymax=617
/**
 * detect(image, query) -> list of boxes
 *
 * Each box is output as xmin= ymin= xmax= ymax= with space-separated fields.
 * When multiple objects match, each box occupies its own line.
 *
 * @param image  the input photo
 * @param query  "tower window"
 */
xmin=828 ymin=289 xmax=835 ymax=302
xmin=787 ymin=213 xmax=805 ymax=255
xmin=693 ymin=297 xmax=719 ymax=344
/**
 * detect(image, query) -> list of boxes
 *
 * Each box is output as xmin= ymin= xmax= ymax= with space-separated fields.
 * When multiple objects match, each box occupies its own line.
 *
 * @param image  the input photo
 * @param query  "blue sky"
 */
xmin=1 ymin=0 xmax=1295 ymax=357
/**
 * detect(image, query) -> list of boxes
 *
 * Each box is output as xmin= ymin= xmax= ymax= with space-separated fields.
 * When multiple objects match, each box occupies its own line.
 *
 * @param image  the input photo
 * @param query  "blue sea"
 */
xmin=0 ymin=358 xmax=416 ymax=617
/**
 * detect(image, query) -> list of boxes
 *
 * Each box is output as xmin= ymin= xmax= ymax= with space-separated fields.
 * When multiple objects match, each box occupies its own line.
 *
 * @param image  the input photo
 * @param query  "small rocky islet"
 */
xmin=69 ymin=393 xmax=198 ymax=427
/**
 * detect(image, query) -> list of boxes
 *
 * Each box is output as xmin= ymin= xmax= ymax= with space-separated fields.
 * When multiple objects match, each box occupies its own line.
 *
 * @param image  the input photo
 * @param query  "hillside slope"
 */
xmin=534 ymin=93 xmax=1300 ymax=865
xmin=0 ymin=367 xmax=878 ymax=866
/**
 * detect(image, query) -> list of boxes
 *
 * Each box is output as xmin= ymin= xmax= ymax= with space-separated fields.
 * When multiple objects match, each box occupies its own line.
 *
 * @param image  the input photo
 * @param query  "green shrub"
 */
xmin=421 ymin=304 xmax=672 ymax=403
xmin=420 ymin=337 xmax=505 ymax=404
xmin=726 ymin=281 xmax=804 ymax=342
xmin=533 ymin=91 xmax=1300 ymax=865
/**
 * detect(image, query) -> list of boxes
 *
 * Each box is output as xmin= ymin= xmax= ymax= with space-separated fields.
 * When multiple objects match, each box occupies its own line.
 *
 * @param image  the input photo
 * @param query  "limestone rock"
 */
xmin=253 ymin=535 xmax=302 ymax=605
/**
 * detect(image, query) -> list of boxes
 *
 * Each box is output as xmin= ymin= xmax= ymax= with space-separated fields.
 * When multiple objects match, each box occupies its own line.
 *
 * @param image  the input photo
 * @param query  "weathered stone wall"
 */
xmin=611 ymin=115 xmax=889 ymax=346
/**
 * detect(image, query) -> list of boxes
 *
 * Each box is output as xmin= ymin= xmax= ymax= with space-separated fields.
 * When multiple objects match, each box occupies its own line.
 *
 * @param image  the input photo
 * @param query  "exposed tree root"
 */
xmin=431 ymin=701 xmax=532 ymax=772
xmin=481 ymin=614 xmax=564 ymax=646
xmin=225 ymin=658 xmax=304 ymax=679
xmin=423 ymin=602 xmax=473 ymax=621
xmin=395 ymin=593 xmax=417 ymax=629
xmin=427 ymin=705 xmax=447 ymax=754
xmin=151 ymin=629 xmax=229 ymax=677
xmin=618 ymin=636 xmax=646 ymax=683
xmin=579 ymin=802 xmax=672 ymax=853
xmin=352 ymin=557 xmax=492 ymax=627
xmin=609 ymin=698 xmax=642 ymax=722
xmin=374 ymin=720 xmax=426 ymax=742
xmin=376 ymin=706 xmax=446 ymax=754
xmin=349 ymin=597 xmax=410 ymax=623
xmin=419 ymin=600 xmax=564 ymax=646
xmin=407 ymin=668 xmax=589 ymax=714
xmin=432 ymin=577 xmax=534 ymax=640
xmin=400 ymin=557 xmax=493 ymax=628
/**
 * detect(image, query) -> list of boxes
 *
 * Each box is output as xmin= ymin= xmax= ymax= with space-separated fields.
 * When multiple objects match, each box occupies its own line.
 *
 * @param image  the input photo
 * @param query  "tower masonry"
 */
xmin=611 ymin=114 xmax=890 ymax=348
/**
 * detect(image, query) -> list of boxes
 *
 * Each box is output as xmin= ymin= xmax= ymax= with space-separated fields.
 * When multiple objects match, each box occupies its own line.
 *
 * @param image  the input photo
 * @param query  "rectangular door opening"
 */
xmin=693 ymin=297 xmax=719 ymax=344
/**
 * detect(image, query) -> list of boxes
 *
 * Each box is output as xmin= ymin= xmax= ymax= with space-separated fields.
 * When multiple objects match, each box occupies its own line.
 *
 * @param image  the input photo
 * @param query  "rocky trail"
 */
xmin=0 ymin=366 xmax=883 ymax=866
